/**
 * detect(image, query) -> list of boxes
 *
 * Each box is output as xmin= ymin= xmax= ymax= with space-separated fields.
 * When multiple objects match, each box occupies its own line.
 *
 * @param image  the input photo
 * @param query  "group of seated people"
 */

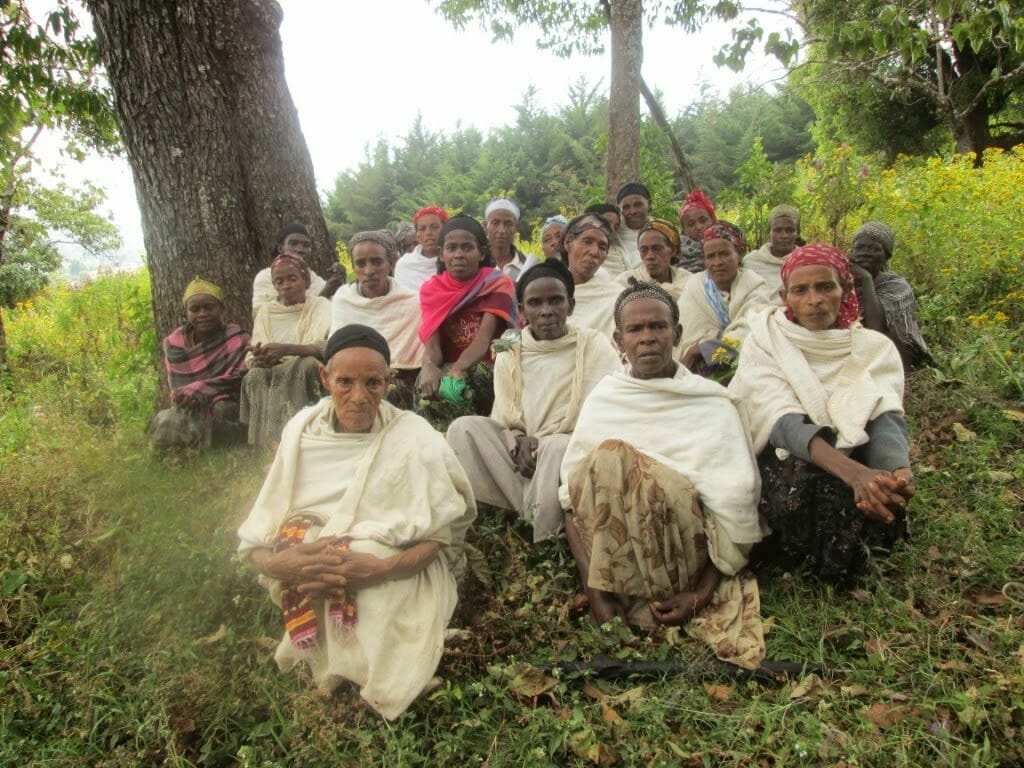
xmin=151 ymin=181 xmax=932 ymax=719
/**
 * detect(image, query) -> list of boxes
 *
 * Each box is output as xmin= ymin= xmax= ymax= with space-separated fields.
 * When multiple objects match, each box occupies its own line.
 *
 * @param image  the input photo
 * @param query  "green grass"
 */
xmin=1 ymin=366 xmax=1022 ymax=767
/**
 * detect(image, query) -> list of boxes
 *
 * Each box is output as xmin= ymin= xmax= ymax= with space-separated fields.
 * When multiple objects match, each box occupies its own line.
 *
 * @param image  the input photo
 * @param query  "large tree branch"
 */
xmin=638 ymin=77 xmax=696 ymax=192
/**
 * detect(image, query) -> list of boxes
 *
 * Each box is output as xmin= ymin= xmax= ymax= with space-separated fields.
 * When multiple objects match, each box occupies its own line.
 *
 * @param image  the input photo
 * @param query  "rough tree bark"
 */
xmin=86 ymin=0 xmax=331 ymax=344
xmin=606 ymin=0 xmax=643 ymax=199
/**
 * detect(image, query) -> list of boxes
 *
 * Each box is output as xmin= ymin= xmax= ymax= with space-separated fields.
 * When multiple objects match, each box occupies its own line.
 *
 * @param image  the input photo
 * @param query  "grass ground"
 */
xmin=1 ymin=365 xmax=1022 ymax=767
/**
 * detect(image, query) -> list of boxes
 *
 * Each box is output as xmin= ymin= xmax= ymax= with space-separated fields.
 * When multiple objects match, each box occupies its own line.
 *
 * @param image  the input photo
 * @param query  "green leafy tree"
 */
xmin=791 ymin=0 xmax=1024 ymax=162
xmin=1 ymin=0 xmax=118 ymax=368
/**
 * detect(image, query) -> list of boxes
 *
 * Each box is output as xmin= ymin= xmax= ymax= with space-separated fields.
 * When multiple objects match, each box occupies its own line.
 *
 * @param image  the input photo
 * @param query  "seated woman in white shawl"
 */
xmin=729 ymin=244 xmax=914 ymax=584
xmin=678 ymin=220 xmax=772 ymax=374
xmin=615 ymin=218 xmax=692 ymax=298
xmin=447 ymin=260 xmax=620 ymax=543
xmin=560 ymin=281 xmax=767 ymax=670
xmin=252 ymin=223 xmax=327 ymax=315
xmin=331 ymin=231 xmax=424 ymax=409
xmin=742 ymin=205 xmax=800 ymax=304
xmin=562 ymin=213 xmax=622 ymax=338
xmin=238 ymin=325 xmax=476 ymax=720
xmin=240 ymin=254 xmax=331 ymax=447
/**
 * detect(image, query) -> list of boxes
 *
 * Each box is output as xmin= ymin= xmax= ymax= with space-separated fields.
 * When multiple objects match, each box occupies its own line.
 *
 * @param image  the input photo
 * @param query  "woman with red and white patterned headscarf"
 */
xmin=729 ymin=243 xmax=915 ymax=584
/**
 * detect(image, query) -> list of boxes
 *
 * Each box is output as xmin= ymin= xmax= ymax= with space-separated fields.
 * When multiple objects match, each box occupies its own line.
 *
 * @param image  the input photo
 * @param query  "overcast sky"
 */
xmin=48 ymin=1 xmax=789 ymax=264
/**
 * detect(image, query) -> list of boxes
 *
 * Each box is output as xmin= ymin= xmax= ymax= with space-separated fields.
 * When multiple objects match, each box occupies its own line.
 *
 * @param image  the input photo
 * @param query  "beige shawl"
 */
xmin=560 ymin=366 xmax=766 ymax=546
xmin=249 ymin=296 xmax=331 ymax=364
xmin=492 ymin=326 xmax=621 ymax=438
xmin=238 ymin=399 xmax=476 ymax=719
xmin=252 ymin=268 xmax=326 ymax=316
xmin=741 ymin=244 xmax=785 ymax=304
xmin=616 ymin=265 xmax=692 ymax=299
xmin=330 ymin=280 xmax=424 ymax=369
xmin=729 ymin=307 xmax=905 ymax=454
xmin=570 ymin=276 xmax=622 ymax=338
xmin=678 ymin=268 xmax=773 ymax=352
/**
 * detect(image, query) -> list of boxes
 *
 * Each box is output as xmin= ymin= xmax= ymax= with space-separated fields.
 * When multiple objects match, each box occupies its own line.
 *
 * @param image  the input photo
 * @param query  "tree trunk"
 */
xmin=606 ymin=0 xmax=643 ymax=200
xmin=950 ymin=104 xmax=992 ymax=168
xmin=86 ymin=0 xmax=331 ymax=346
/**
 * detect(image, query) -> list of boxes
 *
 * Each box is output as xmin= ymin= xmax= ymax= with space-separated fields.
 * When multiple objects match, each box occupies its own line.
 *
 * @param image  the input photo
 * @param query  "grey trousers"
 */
xmin=447 ymin=415 xmax=570 ymax=543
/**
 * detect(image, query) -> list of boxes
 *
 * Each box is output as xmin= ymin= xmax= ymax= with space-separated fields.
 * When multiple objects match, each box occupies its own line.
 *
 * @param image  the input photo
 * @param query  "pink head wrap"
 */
xmin=414 ymin=206 xmax=449 ymax=225
xmin=270 ymin=253 xmax=311 ymax=284
xmin=780 ymin=243 xmax=860 ymax=329
xmin=677 ymin=189 xmax=717 ymax=222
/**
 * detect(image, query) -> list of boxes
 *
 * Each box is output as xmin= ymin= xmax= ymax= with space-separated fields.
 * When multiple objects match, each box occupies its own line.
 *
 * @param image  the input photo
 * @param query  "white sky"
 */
xmin=48 ymin=1 xmax=789 ymax=264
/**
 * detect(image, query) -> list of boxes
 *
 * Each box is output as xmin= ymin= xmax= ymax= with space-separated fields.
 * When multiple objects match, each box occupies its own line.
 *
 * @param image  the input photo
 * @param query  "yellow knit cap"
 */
xmin=182 ymin=276 xmax=224 ymax=307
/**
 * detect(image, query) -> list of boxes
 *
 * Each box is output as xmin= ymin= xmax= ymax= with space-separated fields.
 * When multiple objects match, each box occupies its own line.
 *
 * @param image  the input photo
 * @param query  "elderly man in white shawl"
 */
xmin=729 ymin=244 xmax=913 ymax=584
xmin=331 ymin=231 xmax=424 ymax=409
xmin=560 ymin=280 xmax=768 ymax=670
xmin=238 ymin=325 xmax=476 ymax=720
xmin=447 ymin=260 xmax=620 ymax=543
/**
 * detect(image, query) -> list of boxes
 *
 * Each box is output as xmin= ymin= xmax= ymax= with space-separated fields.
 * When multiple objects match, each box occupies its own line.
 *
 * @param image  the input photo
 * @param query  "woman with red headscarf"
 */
xmin=677 ymin=189 xmax=717 ymax=273
xmin=394 ymin=206 xmax=449 ymax=293
xmin=729 ymin=244 xmax=914 ymax=584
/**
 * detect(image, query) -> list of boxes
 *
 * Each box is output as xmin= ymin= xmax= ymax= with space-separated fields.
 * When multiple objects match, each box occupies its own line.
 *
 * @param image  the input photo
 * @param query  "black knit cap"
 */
xmin=516 ymin=258 xmax=576 ymax=304
xmin=324 ymin=324 xmax=391 ymax=366
xmin=615 ymin=181 xmax=651 ymax=204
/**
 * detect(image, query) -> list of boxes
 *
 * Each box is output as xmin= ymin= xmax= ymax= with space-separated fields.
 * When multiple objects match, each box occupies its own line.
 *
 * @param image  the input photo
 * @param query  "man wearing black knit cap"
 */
xmin=237 ymin=322 xmax=476 ymax=719
xmin=605 ymin=181 xmax=652 ymax=276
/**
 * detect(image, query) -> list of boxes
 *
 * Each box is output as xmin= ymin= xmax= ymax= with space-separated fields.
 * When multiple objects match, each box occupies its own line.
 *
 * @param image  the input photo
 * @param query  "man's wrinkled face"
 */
xmin=319 ymin=348 xmax=391 ymax=433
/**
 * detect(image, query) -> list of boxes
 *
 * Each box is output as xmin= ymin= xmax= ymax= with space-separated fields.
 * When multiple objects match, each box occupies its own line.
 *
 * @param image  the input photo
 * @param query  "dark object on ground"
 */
xmin=544 ymin=654 xmax=823 ymax=685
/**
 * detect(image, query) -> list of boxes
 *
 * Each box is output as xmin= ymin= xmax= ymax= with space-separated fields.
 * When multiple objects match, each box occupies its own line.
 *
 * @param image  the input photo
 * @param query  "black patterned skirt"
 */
xmin=754 ymin=447 xmax=907 ymax=584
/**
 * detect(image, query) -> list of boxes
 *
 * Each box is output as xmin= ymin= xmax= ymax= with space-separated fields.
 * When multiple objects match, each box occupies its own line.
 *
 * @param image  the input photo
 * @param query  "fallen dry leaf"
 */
xmin=840 ymin=684 xmax=869 ymax=697
xmin=865 ymin=637 xmax=890 ymax=657
xmin=965 ymin=630 xmax=995 ymax=655
xmin=988 ymin=470 xmax=1014 ymax=483
xmin=703 ymin=684 xmax=732 ymax=701
xmin=789 ymin=673 xmax=829 ymax=701
xmin=963 ymin=587 xmax=1010 ymax=607
xmin=863 ymin=702 xmax=922 ymax=729
xmin=506 ymin=665 xmax=559 ymax=699
xmin=952 ymin=422 xmax=977 ymax=442
xmin=255 ymin=636 xmax=279 ymax=651
xmin=194 ymin=623 xmax=227 ymax=646
xmin=849 ymin=588 xmax=872 ymax=604
xmin=1002 ymin=409 xmax=1024 ymax=423
xmin=936 ymin=660 xmax=971 ymax=672
xmin=927 ymin=546 xmax=942 ymax=561
xmin=601 ymin=704 xmax=625 ymax=724
xmin=582 ymin=682 xmax=608 ymax=702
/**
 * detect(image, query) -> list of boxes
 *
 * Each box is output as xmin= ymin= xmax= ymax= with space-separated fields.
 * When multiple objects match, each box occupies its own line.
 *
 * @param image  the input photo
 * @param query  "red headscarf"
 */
xmin=414 ymin=206 xmax=449 ymax=224
xmin=701 ymin=220 xmax=747 ymax=257
xmin=677 ymin=189 xmax=717 ymax=222
xmin=780 ymin=243 xmax=861 ymax=329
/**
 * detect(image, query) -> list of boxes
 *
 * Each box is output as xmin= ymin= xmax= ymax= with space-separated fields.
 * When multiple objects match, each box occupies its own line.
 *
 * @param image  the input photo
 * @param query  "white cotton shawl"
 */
xmin=329 ymin=280 xmax=424 ymax=369
xmin=252 ymin=268 xmax=327 ymax=315
xmin=741 ymin=244 xmax=785 ymax=304
xmin=729 ymin=307 xmax=906 ymax=454
xmin=560 ymin=366 xmax=765 ymax=545
xmin=678 ymin=268 xmax=773 ymax=351
xmin=604 ymin=225 xmax=643 ymax=275
xmin=249 ymin=296 xmax=332 ymax=363
xmin=237 ymin=399 xmax=477 ymax=719
xmin=393 ymin=246 xmax=439 ymax=293
xmin=570 ymin=276 xmax=622 ymax=338
xmin=491 ymin=326 xmax=621 ymax=438
xmin=616 ymin=265 xmax=692 ymax=299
